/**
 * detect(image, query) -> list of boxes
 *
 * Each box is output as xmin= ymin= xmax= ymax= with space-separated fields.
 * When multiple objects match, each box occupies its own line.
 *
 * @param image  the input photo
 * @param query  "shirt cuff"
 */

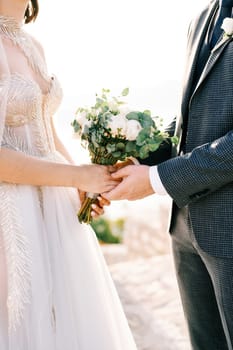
xmin=149 ymin=165 xmax=168 ymax=195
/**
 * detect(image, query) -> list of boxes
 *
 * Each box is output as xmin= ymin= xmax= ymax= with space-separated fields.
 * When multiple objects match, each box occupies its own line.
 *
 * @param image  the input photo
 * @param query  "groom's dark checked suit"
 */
xmin=142 ymin=0 xmax=233 ymax=349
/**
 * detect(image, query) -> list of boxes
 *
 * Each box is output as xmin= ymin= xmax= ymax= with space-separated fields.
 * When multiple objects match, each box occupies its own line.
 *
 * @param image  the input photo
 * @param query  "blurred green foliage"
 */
xmin=91 ymin=217 xmax=124 ymax=244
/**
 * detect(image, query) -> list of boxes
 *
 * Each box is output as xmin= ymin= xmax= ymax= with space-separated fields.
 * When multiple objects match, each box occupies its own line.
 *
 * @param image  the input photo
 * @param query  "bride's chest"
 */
xmin=3 ymin=73 xmax=63 ymax=127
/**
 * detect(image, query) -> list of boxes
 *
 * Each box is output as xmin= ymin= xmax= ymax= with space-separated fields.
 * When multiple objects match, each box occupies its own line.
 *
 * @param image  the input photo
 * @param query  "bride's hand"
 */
xmin=77 ymin=164 xmax=119 ymax=193
xmin=78 ymin=190 xmax=110 ymax=218
xmin=91 ymin=196 xmax=110 ymax=219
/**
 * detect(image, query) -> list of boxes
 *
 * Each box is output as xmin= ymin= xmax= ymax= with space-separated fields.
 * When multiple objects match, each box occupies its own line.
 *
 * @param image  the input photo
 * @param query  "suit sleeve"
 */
xmin=157 ymin=130 xmax=233 ymax=208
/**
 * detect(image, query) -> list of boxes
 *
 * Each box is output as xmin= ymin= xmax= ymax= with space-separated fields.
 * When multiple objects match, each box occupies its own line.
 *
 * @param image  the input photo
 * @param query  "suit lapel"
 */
xmin=192 ymin=35 xmax=233 ymax=95
xmin=174 ymin=1 xmax=217 ymax=155
xmin=181 ymin=1 xmax=217 ymax=117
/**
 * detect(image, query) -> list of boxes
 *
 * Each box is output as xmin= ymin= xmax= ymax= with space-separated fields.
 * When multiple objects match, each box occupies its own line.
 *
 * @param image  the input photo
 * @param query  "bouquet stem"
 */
xmin=78 ymin=192 xmax=99 ymax=224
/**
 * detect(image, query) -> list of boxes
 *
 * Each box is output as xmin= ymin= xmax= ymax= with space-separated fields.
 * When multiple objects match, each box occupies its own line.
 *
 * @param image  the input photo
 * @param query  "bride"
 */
xmin=0 ymin=0 xmax=138 ymax=349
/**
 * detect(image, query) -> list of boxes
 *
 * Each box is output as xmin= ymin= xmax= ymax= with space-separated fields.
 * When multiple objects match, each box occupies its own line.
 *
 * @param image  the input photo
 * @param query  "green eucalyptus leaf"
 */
xmin=171 ymin=136 xmax=179 ymax=145
xmin=151 ymin=134 xmax=165 ymax=144
xmin=122 ymin=88 xmax=129 ymax=96
xmin=106 ymin=144 xmax=116 ymax=153
xmin=116 ymin=142 xmax=125 ymax=151
xmin=125 ymin=141 xmax=136 ymax=153
xmin=126 ymin=111 xmax=140 ymax=121
xmin=96 ymin=98 xmax=104 ymax=104
xmin=91 ymin=133 xmax=99 ymax=148
xmin=143 ymin=110 xmax=151 ymax=117
xmin=139 ymin=114 xmax=154 ymax=128
xmin=71 ymin=120 xmax=81 ymax=133
xmin=119 ymin=152 xmax=127 ymax=160
xmin=102 ymin=88 xmax=110 ymax=94
xmin=148 ymin=143 xmax=161 ymax=152
xmin=74 ymin=124 xmax=81 ymax=133
xmin=136 ymin=128 xmax=151 ymax=146
xmin=139 ymin=145 xmax=150 ymax=159
xmin=112 ymin=151 xmax=122 ymax=158
xmin=83 ymin=125 xmax=90 ymax=134
xmin=99 ymin=146 xmax=106 ymax=153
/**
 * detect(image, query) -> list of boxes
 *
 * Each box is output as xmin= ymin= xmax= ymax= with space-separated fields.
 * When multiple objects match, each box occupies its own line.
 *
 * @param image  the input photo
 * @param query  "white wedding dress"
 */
xmin=0 ymin=16 xmax=137 ymax=350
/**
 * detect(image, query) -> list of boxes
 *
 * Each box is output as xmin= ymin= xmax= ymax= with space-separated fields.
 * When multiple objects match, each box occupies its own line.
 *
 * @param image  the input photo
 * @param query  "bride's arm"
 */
xmin=0 ymin=147 xmax=117 ymax=193
xmin=51 ymin=118 xmax=75 ymax=164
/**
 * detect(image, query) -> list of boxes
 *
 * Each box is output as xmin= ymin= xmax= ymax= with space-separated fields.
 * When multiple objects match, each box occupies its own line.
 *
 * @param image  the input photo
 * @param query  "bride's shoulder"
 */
xmin=0 ymin=35 xmax=11 ymax=79
xmin=28 ymin=33 xmax=46 ymax=61
xmin=0 ymin=32 xmax=13 ymax=47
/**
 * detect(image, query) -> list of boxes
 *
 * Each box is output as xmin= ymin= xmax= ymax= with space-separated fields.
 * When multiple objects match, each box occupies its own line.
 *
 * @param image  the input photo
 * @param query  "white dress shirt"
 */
xmin=149 ymin=165 xmax=168 ymax=195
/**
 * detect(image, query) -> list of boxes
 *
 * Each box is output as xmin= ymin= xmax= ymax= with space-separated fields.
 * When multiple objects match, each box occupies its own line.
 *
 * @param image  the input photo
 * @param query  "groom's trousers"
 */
xmin=170 ymin=205 xmax=233 ymax=350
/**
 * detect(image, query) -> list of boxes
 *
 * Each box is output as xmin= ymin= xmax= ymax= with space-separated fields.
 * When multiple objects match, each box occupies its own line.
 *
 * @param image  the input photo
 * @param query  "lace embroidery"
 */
xmin=0 ymin=184 xmax=32 ymax=331
xmin=4 ymin=74 xmax=38 ymax=127
xmin=2 ymin=126 xmax=38 ymax=155
xmin=0 ymin=15 xmax=48 ymax=81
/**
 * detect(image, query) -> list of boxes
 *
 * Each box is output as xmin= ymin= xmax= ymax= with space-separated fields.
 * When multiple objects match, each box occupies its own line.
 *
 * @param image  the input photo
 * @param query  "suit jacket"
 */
xmin=147 ymin=0 xmax=233 ymax=257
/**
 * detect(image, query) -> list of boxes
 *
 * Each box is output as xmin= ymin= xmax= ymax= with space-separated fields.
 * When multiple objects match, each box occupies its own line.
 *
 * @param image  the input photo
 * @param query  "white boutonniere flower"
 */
xmin=221 ymin=17 xmax=233 ymax=37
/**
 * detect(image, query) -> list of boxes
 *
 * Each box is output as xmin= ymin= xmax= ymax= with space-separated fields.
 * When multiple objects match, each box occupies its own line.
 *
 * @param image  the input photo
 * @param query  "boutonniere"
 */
xmin=211 ymin=17 xmax=233 ymax=53
xmin=221 ymin=17 xmax=233 ymax=37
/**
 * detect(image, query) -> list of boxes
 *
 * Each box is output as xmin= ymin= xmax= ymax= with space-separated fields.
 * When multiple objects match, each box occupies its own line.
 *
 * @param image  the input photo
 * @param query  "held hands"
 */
xmin=88 ymin=162 xmax=132 ymax=218
xmin=77 ymin=163 xmax=117 ymax=220
xmin=78 ymin=164 xmax=119 ymax=193
xmin=78 ymin=162 xmax=155 ymax=219
xmin=76 ymin=164 xmax=117 ymax=222
xmin=88 ymin=161 xmax=132 ymax=217
xmin=103 ymin=164 xmax=155 ymax=201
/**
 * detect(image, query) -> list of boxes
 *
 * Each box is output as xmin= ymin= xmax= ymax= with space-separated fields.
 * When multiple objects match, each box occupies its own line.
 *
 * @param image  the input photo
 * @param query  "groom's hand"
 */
xmin=103 ymin=165 xmax=155 ymax=201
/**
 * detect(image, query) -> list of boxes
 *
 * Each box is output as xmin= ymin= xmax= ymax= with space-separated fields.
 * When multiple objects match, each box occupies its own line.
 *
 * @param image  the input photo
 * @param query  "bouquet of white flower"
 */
xmin=71 ymin=88 xmax=178 ymax=224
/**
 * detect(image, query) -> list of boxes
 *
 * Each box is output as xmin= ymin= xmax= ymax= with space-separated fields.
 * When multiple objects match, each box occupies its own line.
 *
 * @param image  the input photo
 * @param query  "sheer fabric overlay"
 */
xmin=0 ymin=16 xmax=137 ymax=350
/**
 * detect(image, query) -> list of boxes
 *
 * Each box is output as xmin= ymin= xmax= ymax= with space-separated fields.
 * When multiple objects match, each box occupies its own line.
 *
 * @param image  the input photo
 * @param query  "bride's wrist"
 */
xmin=72 ymin=164 xmax=92 ymax=190
xmin=71 ymin=164 xmax=85 ymax=189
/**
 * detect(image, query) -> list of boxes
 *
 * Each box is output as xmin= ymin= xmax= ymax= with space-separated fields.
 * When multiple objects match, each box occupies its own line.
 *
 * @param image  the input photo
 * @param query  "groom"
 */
xmin=105 ymin=1 xmax=233 ymax=349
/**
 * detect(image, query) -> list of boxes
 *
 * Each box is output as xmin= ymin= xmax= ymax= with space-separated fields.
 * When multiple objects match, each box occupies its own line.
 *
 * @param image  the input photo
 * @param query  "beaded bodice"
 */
xmin=0 ymin=15 xmax=63 ymax=156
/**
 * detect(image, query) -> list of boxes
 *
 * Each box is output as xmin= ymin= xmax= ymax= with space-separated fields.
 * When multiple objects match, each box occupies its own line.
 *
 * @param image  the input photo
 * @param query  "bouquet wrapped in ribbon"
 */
xmin=71 ymin=88 xmax=178 ymax=224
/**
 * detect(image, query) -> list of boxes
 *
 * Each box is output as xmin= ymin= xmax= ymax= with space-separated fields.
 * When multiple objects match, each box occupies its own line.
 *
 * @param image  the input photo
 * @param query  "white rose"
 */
xmin=125 ymin=120 xmax=142 ymax=141
xmin=76 ymin=110 xmax=91 ymax=128
xmin=118 ymin=104 xmax=131 ymax=116
xmin=107 ymin=114 xmax=127 ymax=137
xmin=90 ymin=108 xmax=98 ymax=117
xmin=108 ymin=100 xmax=119 ymax=113
xmin=221 ymin=18 xmax=233 ymax=36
